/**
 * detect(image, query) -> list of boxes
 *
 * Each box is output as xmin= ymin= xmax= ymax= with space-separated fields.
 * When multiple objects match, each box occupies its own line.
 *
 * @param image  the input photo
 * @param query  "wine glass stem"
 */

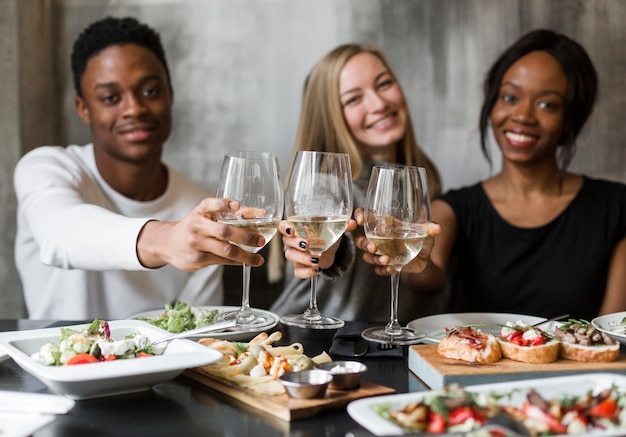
xmin=304 ymin=266 xmax=322 ymax=321
xmin=385 ymin=270 xmax=403 ymax=335
xmin=238 ymin=264 xmax=253 ymax=322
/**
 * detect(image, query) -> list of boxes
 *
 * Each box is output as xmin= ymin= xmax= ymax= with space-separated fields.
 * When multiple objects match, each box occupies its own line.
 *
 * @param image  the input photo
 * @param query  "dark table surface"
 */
xmin=0 ymin=319 xmax=428 ymax=437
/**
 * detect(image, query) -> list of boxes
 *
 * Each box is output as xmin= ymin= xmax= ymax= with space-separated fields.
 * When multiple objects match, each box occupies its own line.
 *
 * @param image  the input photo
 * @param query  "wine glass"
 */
xmin=280 ymin=151 xmax=353 ymax=329
xmin=215 ymin=151 xmax=283 ymax=328
xmin=361 ymin=165 xmax=430 ymax=345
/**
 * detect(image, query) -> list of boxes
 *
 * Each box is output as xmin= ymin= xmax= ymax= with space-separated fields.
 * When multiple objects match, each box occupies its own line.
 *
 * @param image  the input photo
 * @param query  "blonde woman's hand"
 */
xmin=353 ymin=207 xmax=441 ymax=276
xmin=278 ymin=219 xmax=357 ymax=279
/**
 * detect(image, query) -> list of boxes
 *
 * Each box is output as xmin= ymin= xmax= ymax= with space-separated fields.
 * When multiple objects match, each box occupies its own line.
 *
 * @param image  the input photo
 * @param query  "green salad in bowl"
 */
xmin=136 ymin=301 xmax=219 ymax=333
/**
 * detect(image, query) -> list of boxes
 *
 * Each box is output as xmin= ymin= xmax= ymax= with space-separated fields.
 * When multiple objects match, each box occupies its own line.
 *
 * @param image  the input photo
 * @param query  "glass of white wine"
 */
xmin=216 ymin=151 xmax=283 ymax=328
xmin=280 ymin=151 xmax=353 ymax=329
xmin=361 ymin=165 xmax=430 ymax=345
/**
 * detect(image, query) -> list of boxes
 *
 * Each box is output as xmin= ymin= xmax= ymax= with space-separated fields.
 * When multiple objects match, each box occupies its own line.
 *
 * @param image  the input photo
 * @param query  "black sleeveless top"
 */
xmin=441 ymin=177 xmax=626 ymax=320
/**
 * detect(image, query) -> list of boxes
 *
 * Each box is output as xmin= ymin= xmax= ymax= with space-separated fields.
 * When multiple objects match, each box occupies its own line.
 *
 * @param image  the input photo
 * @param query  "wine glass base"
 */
xmin=280 ymin=314 xmax=344 ymax=330
xmin=218 ymin=310 xmax=276 ymax=330
xmin=361 ymin=326 xmax=425 ymax=345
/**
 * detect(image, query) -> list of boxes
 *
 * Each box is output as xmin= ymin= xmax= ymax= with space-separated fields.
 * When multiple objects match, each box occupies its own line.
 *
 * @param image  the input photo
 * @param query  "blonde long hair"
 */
xmin=268 ymin=43 xmax=442 ymax=283
xmin=289 ymin=43 xmax=441 ymax=197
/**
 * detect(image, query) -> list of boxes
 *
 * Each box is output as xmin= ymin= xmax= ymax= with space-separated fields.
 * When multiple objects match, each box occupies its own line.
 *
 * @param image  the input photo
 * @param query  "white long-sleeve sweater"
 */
xmin=14 ymin=144 xmax=222 ymax=320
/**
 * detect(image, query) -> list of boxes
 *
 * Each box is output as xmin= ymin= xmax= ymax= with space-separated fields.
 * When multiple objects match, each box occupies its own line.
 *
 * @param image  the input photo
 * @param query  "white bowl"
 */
xmin=0 ymin=320 xmax=222 ymax=399
xmin=592 ymin=311 xmax=626 ymax=346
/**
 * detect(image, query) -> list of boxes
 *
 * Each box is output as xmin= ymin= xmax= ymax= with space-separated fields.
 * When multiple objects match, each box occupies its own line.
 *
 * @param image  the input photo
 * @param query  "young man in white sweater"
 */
xmin=14 ymin=17 xmax=266 ymax=320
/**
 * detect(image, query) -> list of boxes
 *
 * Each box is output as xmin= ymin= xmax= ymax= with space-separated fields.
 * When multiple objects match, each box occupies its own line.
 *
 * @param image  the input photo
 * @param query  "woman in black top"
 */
xmin=355 ymin=29 xmax=626 ymax=320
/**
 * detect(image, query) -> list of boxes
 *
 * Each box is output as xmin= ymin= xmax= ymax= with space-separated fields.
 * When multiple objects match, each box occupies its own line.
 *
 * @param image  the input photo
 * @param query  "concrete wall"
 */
xmin=1 ymin=0 xmax=625 ymax=318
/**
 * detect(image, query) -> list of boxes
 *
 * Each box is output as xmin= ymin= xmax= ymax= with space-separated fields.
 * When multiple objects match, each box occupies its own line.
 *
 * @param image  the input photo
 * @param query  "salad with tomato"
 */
xmin=31 ymin=319 xmax=160 ymax=366
xmin=373 ymin=384 xmax=501 ymax=434
xmin=376 ymin=383 xmax=626 ymax=435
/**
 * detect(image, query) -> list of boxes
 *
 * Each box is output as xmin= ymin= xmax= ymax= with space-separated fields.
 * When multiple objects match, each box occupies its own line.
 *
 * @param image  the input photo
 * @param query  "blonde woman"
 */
xmin=269 ymin=43 xmax=442 ymax=323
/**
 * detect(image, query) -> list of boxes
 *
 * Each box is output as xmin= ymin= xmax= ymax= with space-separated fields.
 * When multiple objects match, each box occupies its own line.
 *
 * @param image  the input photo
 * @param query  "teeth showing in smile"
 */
xmin=506 ymin=132 xmax=535 ymax=143
xmin=371 ymin=115 xmax=393 ymax=128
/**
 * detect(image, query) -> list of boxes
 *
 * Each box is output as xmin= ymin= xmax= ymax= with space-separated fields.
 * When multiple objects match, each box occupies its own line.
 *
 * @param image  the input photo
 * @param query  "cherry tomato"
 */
xmin=588 ymin=399 xmax=618 ymax=419
xmin=65 ymin=353 xmax=99 ymax=365
xmin=448 ymin=406 xmax=482 ymax=426
xmin=531 ymin=336 xmax=545 ymax=346
xmin=426 ymin=411 xmax=446 ymax=433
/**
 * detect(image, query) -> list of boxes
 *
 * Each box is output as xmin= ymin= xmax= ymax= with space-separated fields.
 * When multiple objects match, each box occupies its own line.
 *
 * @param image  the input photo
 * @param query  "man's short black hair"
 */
xmin=71 ymin=16 xmax=171 ymax=97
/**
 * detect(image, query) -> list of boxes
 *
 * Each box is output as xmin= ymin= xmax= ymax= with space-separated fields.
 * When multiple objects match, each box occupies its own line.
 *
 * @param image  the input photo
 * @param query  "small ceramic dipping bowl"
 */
xmin=279 ymin=369 xmax=333 ymax=399
xmin=315 ymin=361 xmax=367 ymax=390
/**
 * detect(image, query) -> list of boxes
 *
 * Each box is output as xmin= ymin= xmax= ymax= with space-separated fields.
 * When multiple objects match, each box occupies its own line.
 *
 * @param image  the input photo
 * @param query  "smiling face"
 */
xmin=339 ymin=52 xmax=407 ymax=158
xmin=74 ymin=43 xmax=173 ymax=166
xmin=490 ymin=50 xmax=567 ymax=166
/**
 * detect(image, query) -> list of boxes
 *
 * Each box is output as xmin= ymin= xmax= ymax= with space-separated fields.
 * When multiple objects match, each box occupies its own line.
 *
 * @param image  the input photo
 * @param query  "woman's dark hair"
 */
xmin=71 ymin=16 xmax=171 ymax=97
xmin=479 ymin=29 xmax=598 ymax=172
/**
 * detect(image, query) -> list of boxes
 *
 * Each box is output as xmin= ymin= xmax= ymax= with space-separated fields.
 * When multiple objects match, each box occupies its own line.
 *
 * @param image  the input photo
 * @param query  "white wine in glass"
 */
xmin=361 ymin=165 xmax=430 ymax=345
xmin=216 ymin=151 xmax=283 ymax=328
xmin=280 ymin=151 xmax=353 ymax=329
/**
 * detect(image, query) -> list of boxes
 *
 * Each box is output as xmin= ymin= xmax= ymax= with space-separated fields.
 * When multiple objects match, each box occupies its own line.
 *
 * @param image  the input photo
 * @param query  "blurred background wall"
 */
xmin=1 ymin=0 xmax=624 ymax=318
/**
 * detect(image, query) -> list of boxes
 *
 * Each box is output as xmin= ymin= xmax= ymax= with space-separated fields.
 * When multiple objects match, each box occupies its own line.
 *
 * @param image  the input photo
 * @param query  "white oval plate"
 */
xmin=407 ymin=312 xmax=547 ymax=344
xmin=131 ymin=306 xmax=279 ymax=342
xmin=592 ymin=311 xmax=626 ymax=346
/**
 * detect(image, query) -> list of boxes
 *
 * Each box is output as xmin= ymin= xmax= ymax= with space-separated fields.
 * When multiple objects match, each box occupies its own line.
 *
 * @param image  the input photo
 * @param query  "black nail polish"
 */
xmin=299 ymin=241 xmax=307 ymax=249
xmin=286 ymin=227 xmax=292 ymax=235
xmin=311 ymin=257 xmax=319 ymax=264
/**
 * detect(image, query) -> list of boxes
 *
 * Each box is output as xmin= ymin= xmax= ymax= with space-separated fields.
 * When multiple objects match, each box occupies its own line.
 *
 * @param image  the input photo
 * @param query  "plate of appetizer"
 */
xmin=348 ymin=372 xmax=626 ymax=436
xmin=0 ymin=319 xmax=222 ymax=399
xmin=186 ymin=331 xmax=394 ymax=421
xmin=407 ymin=312 xmax=546 ymax=344
xmin=592 ymin=311 xmax=626 ymax=346
xmin=131 ymin=302 xmax=280 ymax=342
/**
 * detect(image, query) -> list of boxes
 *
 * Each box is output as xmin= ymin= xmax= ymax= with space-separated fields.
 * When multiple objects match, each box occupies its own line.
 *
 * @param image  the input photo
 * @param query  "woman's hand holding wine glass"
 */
xmin=280 ymin=151 xmax=353 ymax=329
xmin=278 ymin=219 xmax=357 ymax=278
xmin=353 ymin=218 xmax=440 ymax=277
xmin=361 ymin=165 xmax=432 ymax=345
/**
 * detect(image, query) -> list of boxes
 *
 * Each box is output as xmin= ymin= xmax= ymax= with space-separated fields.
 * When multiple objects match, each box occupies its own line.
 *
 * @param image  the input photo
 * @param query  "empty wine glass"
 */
xmin=215 ymin=151 xmax=283 ymax=328
xmin=280 ymin=151 xmax=353 ymax=329
xmin=361 ymin=165 xmax=430 ymax=345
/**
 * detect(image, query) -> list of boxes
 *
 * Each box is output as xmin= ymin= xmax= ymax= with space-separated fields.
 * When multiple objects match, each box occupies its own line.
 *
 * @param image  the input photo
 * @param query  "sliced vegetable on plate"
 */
xmin=348 ymin=374 xmax=626 ymax=436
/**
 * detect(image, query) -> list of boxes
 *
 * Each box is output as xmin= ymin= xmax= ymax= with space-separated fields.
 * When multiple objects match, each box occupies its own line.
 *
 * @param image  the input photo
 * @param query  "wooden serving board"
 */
xmin=409 ymin=344 xmax=626 ymax=390
xmin=184 ymin=367 xmax=395 ymax=421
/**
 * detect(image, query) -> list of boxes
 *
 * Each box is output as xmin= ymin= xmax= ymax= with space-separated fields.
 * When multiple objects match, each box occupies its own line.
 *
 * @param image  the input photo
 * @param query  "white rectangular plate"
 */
xmin=131 ymin=305 xmax=279 ymax=341
xmin=348 ymin=372 xmax=626 ymax=436
xmin=0 ymin=320 xmax=222 ymax=399
xmin=407 ymin=312 xmax=546 ymax=344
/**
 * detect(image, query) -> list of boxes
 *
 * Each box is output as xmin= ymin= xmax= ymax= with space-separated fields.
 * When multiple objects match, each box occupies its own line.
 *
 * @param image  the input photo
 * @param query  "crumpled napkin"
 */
xmin=329 ymin=321 xmax=403 ymax=358
xmin=0 ymin=391 xmax=74 ymax=437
